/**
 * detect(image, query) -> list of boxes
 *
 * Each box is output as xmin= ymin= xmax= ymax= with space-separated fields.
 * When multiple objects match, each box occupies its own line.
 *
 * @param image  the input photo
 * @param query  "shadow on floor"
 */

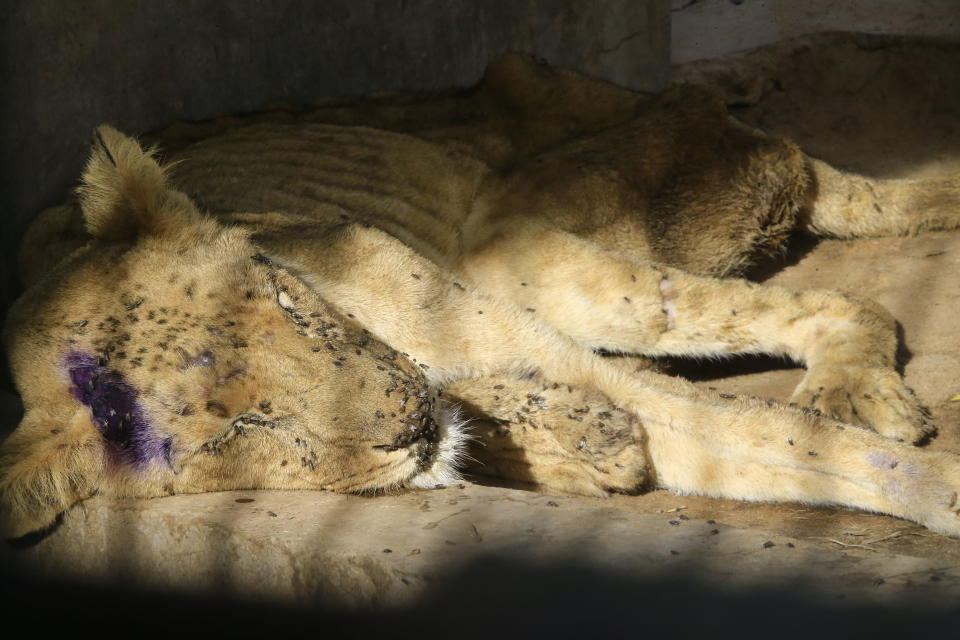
xmin=3 ymin=555 xmax=956 ymax=639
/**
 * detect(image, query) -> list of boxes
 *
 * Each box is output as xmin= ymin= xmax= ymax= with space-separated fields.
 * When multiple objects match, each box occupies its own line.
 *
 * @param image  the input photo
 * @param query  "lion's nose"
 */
xmin=392 ymin=409 xmax=439 ymax=447
xmin=370 ymin=395 xmax=440 ymax=452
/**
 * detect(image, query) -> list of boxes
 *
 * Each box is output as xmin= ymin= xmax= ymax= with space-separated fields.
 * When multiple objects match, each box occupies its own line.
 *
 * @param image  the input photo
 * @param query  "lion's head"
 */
xmin=0 ymin=127 xmax=466 ymax=537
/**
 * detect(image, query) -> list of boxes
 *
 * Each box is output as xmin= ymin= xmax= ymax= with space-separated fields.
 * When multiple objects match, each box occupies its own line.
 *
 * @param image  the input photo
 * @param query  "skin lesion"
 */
xmin=658 ymin=276 xmax=678 ymax=330
xmin=64 ymin=350 xmax=170 ymax=469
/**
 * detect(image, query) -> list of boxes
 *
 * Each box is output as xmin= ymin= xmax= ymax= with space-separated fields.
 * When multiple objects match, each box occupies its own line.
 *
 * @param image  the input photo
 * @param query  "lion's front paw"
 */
xmin=790 ymin=365 xmax=932 ymax=443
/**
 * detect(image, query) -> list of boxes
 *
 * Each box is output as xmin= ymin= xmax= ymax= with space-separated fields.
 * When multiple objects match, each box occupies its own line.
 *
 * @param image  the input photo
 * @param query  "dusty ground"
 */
xmin=617 ymin=32 xmax=960 ymax=567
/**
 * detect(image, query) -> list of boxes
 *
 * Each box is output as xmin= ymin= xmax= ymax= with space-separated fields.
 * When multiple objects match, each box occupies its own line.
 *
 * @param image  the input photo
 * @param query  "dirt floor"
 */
xmin=605 ymin=32 xmax=960 ymax=567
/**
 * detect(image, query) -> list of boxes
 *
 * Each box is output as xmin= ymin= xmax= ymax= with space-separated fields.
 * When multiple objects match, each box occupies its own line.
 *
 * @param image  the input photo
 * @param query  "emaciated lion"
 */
xmin=2 ymin=54 xmax=960 ymax=539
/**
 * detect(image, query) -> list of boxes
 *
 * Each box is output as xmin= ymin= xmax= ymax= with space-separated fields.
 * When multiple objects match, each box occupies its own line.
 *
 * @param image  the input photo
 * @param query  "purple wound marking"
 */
xmin=865 ymin=451 xmax=899 ymax=470
xmin=65 ymin=351 xmax=168 ymax=469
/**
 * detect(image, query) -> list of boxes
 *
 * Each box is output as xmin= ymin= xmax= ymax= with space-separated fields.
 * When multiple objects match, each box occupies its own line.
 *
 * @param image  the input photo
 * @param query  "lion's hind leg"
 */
xmin=0 ymin=408 xmax=104 ymax=538
xmin=803 ymin=157 xmax=960 ymax=238
xmin=614 ymin=376 xmax=960 ymax=536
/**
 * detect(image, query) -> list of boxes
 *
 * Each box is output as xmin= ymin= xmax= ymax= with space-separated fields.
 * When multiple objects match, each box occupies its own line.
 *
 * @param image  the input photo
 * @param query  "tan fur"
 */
xmin=4 ymin=54 xmax=960 ymax=539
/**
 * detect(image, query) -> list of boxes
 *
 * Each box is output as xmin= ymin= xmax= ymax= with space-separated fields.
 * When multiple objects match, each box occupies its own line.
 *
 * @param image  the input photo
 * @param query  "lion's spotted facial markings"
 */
xmin=0 ymin=126 xmax=480 ymax=537
xmin=65 ymin=350 xmax=172 ymax=468
xmin=243 ymin=256 xmax=463 ymax=484
xmin=236 ymin=258 xmax=455 ymax=488
xmin=48 ymin=236 xmax=462 ymax=499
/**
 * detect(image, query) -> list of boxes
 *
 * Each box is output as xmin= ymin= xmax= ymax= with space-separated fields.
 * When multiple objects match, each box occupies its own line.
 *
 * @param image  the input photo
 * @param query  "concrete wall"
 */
xmin=0 ymin=0 xmax=669 ymax=321
xmin=672 ymin=0 xmax=960 ymax=63
xmin=0 ymin=0 xmax=669 ymax=395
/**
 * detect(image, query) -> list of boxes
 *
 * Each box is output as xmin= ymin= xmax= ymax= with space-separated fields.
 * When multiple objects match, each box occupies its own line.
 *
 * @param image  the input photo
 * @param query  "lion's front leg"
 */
xmin=288 ymin=224 xmax=960 ymax=534
xmin=651 ymin=267 xmax=931 ymax=444
xmin=462 ymin=227 xmax=930 ymax=443
xmin=446 ymin=374 xmax=650 ymax=497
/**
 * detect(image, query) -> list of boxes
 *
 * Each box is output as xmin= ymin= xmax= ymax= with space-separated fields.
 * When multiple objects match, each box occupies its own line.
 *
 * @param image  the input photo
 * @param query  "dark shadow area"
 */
xmin=743 ymin=232 xmax=821 ymax=283
xmin=661 ymin=353 xmax=797 ymax=383
xmin=2 ymin=555 xmax=957 ymax=639
xmin=894 ymin=321 xmax=915 ymax=374
xmin=711 ymin=34 xmax=960 ymax=181
xmin=0 ymin=388 xmax=23 ymax=440
xmin=4 ymin=513 xmax=62 ymax=550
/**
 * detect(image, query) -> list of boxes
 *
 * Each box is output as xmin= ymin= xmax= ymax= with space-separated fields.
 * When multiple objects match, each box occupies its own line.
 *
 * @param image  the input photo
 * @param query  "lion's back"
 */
xmin=170 ymin=122 xmax=495 ymax=266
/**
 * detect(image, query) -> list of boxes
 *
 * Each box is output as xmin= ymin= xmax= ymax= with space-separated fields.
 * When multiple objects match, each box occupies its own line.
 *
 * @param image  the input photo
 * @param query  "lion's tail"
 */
xmin=800 ymin=157 xmax=960 ymax=239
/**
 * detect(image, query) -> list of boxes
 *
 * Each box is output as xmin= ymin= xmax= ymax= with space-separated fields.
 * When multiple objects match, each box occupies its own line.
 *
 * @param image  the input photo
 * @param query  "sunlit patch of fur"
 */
xmin=339 ymin=403 xmax=472 ymax=495
xmin=407 ymin=402 xmax=473 ymax=488
xmin=339 ymin=460 xmax=413 ymax=495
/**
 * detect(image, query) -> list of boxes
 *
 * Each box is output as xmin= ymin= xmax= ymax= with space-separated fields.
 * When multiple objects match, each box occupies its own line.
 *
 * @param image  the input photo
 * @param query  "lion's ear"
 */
xmin=78 ymin=125 xmax=203 ymax=241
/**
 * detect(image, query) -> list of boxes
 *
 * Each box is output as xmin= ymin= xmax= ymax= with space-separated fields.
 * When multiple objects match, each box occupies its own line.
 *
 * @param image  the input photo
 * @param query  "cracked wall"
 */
xmin=672 ymin=0 xmax=960 ymax=63
xmin=0 ymin=0 xmax=669 ymax=325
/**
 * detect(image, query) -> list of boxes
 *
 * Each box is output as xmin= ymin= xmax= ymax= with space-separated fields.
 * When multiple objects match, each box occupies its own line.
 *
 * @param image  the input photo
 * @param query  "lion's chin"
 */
xmin=406 ymin=403 xmax=471 ymax=489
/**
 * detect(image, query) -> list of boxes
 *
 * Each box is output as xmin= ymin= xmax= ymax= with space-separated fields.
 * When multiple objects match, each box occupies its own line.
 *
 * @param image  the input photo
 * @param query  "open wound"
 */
xmin=65 ymin=351 xmax=172 ymax=469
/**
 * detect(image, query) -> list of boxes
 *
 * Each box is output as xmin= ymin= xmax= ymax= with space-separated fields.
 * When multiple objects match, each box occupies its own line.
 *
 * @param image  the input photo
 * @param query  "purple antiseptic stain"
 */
xmin=65 ymin=351 xmax=171 ymax=469
xmin=865 ymin=451 xmax=899 ymax=470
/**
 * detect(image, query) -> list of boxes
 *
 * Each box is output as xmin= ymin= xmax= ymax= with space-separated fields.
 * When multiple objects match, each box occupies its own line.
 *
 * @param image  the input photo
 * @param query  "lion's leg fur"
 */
xmin=461 ymin=226 xmax=929 ymax=443
xmin=265 ymin=221 xmax=960 ymax=535
xmin=0 ymin=408 xmax=104 ymax=536
xmin=447 ymin=374 xmax=650 ymax=497
xmin=802 ymin=157 xmax=960 ymax=238
xmin=639 ymin=390 xmax=960 ymax=536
